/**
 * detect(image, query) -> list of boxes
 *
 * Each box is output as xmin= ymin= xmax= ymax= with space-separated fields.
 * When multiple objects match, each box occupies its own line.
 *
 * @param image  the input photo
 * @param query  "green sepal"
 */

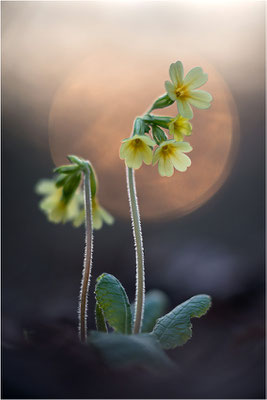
xmin=133 ymin=117 xmax=150 ymax=136
xmin=53 ymin=165 xmax=80 ymax=174
xmin=55 ymin=174 xmax=69 ymax=188
xmin=67 ymin=155 xmax=85 ymax=169
xmin=151 ymin=294 xmax=212 ymax=349
xmin=141 ymin=290 xmax=170 ymax=333
xmin=95 ymin=273 xmax=132 ymax=334
xmin=95 ymin=302 xmax=108 ymax=333
xmin=148 ymin=93 xmax=174 ymax=112
xmin=143 ymin=115 xmax=172 ymax=129
xmin=87 ymin=164 xmax=97 ymax=198
xmin=62 ymin=172 xmax=82 ymax=203
xmin=152 ymin=125 xmax=168 ymax=145
xmin=89 ymin=331 xmax=174 ymax=371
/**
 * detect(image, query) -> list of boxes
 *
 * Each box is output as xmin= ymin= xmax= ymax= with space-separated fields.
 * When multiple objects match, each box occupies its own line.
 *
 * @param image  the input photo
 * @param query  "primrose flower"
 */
xmin=120 ymin=134 xmax=156 ymax=169
xmin=168 ymin=115 xmax=192 ymax=141
xmin=92 ymin=197 xmax=114 ymax=230
xmin=152 ymin=140 xmax=192 ymax=177
xmin=36 ymin=179 xmax=81 ymax=224
xmin=73 ymin=196 xmax=114 ymax=230
xmin=165 ymin=61 xmax=212 ymax=119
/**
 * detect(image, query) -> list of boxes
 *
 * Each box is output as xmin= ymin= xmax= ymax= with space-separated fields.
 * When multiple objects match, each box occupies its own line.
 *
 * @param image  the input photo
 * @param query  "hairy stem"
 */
xmin=79 ymin=165 xmax=94 ymax=343
xmin=126 ymin=166 xmax=145 ymax=334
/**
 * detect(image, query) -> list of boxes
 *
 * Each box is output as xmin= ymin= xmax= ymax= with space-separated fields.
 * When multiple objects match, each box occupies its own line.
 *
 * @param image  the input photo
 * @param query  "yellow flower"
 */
xmin=120 ymin=134 xmax=156 ymax=169
xmin=168 ymin=115 xmax=192 ymax=141
xmin=73 ymin=196 xmax=114 ymax=230
xmin=36 ymin=179 xmax=81 ymax=223
xmin=92 ymin=197 xmax=114 ymax=230
xmin=152 ymin=140 xmax=192 ymax=177
xmin=165 ymin=61 xmax=212 ymax=119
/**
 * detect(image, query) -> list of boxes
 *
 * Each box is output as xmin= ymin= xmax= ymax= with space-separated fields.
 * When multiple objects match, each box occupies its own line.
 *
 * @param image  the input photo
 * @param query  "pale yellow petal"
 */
xmin=152 ymin=147 xmax=161 ymax=165
xmin=169 ymin=61 xmax=184 ymax=86
xmin=99 ymin=206 xmax=114 ymax=225
xmin=120 ymin=141 xmax=132 ymax=160
xmin=171 ymin=152 xmax=191 ymax=172
xmin=158 ymin=156 xmax=174 ymax=177
xmin=173 ymin=132 xmax=184 ymax=142
xmin=141 ymin=145 xmax=153 ymax=165
xmin=165 ymin=81 xmax=176 ymax=101
xmin=126 ymin=149 xmax=143 ymax=169
xmin=35 ymin=180 xmax=55 ymax=195
xmin=188 ymin=90 xmax=212 ymax=109
xmin=139 ymin=135 xmax=156 ymax=147
xmin=176 ymin=98 xmax=193 ymax=119
xmin=173 ymin=141 xmax=193 ymax=153
xmin=184 ymin=67 xmax=208 ymax=89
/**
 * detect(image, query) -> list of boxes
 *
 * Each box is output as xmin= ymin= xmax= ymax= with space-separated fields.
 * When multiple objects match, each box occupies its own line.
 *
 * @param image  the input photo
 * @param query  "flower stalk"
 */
xmin=79 ymin=163 xmax=94 ymax=343
xmin=126 ymin=165 xmax=145 ymax=334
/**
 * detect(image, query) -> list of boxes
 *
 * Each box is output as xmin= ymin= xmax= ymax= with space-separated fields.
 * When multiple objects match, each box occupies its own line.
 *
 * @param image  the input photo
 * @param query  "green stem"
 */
xmin=126 ymin=166 xmax=145 ymax=334
xmin=79 ymin=165 xmax=94 ymax=343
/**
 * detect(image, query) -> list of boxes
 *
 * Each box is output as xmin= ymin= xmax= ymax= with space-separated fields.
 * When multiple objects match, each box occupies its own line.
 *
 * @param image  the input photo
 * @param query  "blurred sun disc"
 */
xmin=49 ymin=51 xmax=239 ymax=220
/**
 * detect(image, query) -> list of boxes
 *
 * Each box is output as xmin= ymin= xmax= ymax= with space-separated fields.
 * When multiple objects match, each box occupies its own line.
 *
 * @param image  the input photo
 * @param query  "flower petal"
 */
xmin=99 ymin=206 xmax=114 ymax=225
xmin=169 ymin=61 xmax=184 ymax=86
xmin=173 ymin=141 xmax=193 ymax=153
xmin=184 ymin=67 xmax=208 ymax=89
xmin=139 ymin=135 xmax=156 ymax=147
xmin=158 ymin=156 xmax=174 ymax=177
xmin=152 ymin=147 xmax=161 ymax=165
xmin=188 ymin=90 xmax=212 ymax=109
xmin=119 ymin=141 xmax=131 ymax=160
xmin=165 ymin=81 xmax=176 ymax=101
xmin=141 ymin=145 xmax=153 ymax=165
xmin=171 ymin=152 xmax=191 ymax=172
xmin=176 ymin=98 xmax=193 ymax=119
xmin=125 ymin=149 xmax=143 ymax=169
xmin=35 ymin=180 xmax=56 ymax=195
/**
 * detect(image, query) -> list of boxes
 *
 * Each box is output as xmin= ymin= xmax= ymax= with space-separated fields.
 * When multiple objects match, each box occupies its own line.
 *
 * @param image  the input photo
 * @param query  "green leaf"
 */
xmin=141 ymin=290 xmax=170 ymax=333
xmin=62 ymin=172 xmax=82 ymax=203
xmin=148 ymin=93 xmax=175 ymax=112
xmin=95 ymin=302 xmax=108 ymax=333
xmin=95 ymin=273 xmax=132 ymax=334
xmin=89 ymin=331 xmax=174 ymax=371
xmin=152 ymin=294 xmax=212 ymax=349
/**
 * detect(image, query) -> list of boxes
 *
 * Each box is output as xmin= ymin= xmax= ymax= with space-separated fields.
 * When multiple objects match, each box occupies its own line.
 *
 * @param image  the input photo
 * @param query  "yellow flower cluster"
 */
xmin=36 ymin=180 xmax=114 ymax=230
xmin=120 ymin=60 xmax=212 ymax=177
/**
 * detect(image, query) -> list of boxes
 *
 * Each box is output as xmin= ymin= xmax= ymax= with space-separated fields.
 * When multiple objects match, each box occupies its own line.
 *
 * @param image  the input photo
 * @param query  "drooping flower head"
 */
xmin=165 ymin=61 xmax=212 ymax=119
xmin=36 ymin=180 xmax=81 ymax=224
xmin=152 ymin=140 xmax=192 ymax=177
xmin=73 ymin=195 xmax=114 ymax=230
xmin=120 ymin=134 xmax=156 ymax=169
xmin=168 ymin=115 xmax=192 ymax=142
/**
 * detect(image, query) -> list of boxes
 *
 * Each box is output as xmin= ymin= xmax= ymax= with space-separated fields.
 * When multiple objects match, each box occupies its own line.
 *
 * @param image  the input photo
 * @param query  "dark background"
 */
xmin=2 ymin=1 xmax=265 ymax=398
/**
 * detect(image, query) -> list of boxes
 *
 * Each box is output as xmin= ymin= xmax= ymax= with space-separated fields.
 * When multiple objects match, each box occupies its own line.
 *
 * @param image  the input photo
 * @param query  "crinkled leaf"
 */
xmin=152 ymin=294 xmax=211 ymax=349
xmin=95 ymin=273 xmax=132 ymax=334
xmin=141 ymin=290 xmax=170 ymax=333
xmin=89 ymin=331 xmax=174 ymax=371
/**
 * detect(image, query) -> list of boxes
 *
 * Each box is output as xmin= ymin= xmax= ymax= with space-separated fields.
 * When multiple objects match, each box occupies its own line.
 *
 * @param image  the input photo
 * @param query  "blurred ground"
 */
xmin=2 ymin=1 xmax=265 ymax=398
